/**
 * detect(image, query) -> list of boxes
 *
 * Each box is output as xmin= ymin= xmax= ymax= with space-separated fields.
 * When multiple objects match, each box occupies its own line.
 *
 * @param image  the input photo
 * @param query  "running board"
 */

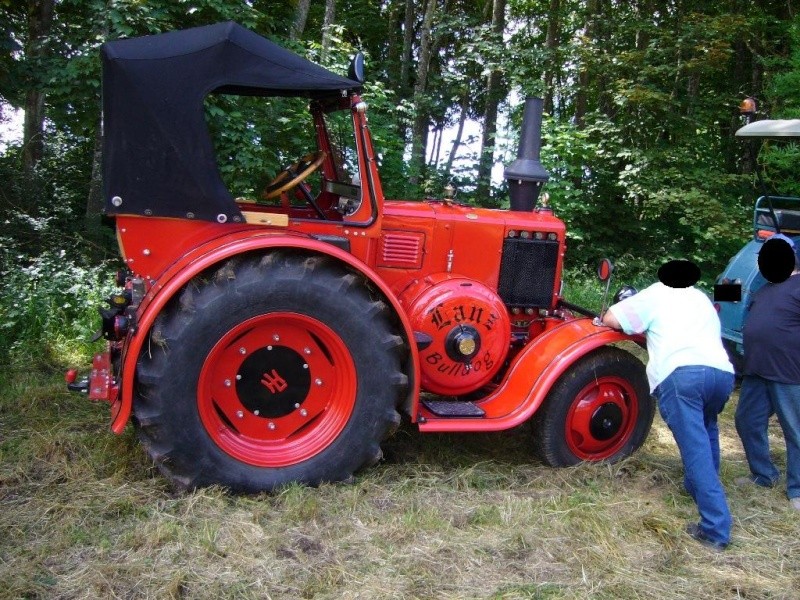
xmin=421 ymin=398 xmax=485 ymax=418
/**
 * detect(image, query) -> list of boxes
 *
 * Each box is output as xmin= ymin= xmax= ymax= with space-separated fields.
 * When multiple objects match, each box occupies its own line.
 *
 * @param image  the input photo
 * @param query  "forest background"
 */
xmin=1 ymin=2 xmax=800 ymax=598
xmin=1 ymin=0 xmax=799 ymax=364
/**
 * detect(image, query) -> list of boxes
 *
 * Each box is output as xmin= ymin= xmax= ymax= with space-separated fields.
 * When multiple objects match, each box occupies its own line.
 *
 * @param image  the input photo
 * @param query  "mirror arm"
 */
xmin=557 ymin=299 xmax=599 ymax=319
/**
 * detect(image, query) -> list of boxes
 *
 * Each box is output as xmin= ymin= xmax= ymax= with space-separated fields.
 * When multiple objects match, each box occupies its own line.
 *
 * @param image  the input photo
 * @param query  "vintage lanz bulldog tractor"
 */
xmin=67 ymin=22 xmax=654 ymax=492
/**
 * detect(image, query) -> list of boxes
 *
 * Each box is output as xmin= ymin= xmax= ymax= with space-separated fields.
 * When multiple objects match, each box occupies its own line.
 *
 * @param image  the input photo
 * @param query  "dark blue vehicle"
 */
xmin=715 ymin=117 xmax=800 ymax=372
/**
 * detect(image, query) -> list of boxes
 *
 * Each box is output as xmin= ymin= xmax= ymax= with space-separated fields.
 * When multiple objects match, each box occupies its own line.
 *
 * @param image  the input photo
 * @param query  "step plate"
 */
xmin=421 ymin=398 xmax=485 ymax=418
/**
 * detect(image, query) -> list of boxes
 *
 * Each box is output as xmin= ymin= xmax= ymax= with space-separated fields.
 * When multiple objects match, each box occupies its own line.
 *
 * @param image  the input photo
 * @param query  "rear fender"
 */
xmin=112 ymin=233 xmax=420 ymax=433
xmin=417 ymin=317 xmax=643 ymax=431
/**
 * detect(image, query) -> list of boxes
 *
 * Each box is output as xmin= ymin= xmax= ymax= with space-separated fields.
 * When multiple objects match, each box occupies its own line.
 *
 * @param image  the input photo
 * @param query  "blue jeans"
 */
xmin=736 ymin=375 xmax=800 ymax=499
xmin=655 ymin=366 xmax=735 ymax=545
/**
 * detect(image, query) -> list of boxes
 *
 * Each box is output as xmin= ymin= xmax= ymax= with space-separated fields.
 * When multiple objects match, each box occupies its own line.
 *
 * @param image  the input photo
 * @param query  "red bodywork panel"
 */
xmin=417 ymin=318 xmax=640 ymax=431
xmin=379 ymin=200 xmax=565 ymax=296
xmin=108 ymin=215 xmax=422 ymax=434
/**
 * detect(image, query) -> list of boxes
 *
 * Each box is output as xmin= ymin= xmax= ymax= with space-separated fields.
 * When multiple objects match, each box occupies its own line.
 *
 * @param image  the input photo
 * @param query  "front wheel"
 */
xmin=133 ymin=252 xmax=408 ymax=492
xmin=532 ymin=347 xmax=654 ymax=466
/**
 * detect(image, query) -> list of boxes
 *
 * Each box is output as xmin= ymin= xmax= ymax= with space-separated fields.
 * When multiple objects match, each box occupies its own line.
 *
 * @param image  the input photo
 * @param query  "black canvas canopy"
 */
xmin=101 ymin=21 xmax=362 ymax=223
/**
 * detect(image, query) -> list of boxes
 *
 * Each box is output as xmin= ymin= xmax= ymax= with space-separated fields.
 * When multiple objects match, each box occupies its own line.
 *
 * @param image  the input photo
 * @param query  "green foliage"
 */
xmin=0 ymin=247 xmax=114 ymax=366
xmin=0 ymin=0 xmax=799 ymax=357
xmin=0 ymin=147 xmax=115 ymax=365
xmin=205 ymin=95 xmax=315 ymax=198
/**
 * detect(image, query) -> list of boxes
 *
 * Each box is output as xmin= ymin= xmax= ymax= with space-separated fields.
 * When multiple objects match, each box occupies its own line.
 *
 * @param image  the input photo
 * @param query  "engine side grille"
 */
xmin=378 ymin=231 xmax=425 ymax=269
xmin=497 ymin=238 xmax=559 ymax=307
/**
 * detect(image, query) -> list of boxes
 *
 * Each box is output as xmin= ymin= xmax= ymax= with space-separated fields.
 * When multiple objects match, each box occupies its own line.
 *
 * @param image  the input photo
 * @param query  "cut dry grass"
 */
xmin=1 ymin=363 xmax=799 ymax=599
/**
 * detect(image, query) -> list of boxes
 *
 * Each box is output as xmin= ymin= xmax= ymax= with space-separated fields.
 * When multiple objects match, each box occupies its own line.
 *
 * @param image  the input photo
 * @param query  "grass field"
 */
xmin=2 ymin=355 xmax=799 ymax=600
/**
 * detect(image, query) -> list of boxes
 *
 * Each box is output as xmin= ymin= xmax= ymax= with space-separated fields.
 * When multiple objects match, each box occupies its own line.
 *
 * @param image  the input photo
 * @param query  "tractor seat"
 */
xmin=756 ymin=209 xmax=800 ymax=234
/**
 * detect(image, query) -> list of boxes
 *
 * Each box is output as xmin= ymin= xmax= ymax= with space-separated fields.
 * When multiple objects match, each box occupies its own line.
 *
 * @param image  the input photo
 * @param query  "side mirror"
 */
xmin=348 ymin=53 xmax=365 ymax=84
xmin=597 ymin=258 xmax=614 ymax=282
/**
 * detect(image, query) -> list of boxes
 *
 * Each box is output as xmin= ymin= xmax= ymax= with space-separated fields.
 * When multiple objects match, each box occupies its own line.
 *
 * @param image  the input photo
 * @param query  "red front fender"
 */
xmin=111 ymin=233 xmax=420 ymax=434
xmin=417 ymin=317 xmax=644 ymax=432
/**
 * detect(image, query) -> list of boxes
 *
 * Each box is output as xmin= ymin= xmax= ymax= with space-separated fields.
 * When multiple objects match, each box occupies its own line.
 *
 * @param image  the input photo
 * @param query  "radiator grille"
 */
xmin=497 ymin=239 xmax=559 ymax=307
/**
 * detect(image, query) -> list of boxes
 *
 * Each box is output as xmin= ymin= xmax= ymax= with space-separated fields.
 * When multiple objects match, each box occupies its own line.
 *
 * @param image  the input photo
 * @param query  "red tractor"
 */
xmin=68 ymin=22 xmax=654 ymax=492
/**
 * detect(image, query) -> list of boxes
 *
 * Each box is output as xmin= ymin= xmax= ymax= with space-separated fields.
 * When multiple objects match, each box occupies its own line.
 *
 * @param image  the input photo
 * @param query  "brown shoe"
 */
xmin=685 ymin=523 xmax=728 ymax=551
xmin=735 ymin=475 xmax=776 ymax=488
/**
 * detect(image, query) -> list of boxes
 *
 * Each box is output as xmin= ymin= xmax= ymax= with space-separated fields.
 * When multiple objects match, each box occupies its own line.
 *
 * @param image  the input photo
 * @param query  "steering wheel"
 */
xmin=262 ymin=151 xmax=326 ymax=200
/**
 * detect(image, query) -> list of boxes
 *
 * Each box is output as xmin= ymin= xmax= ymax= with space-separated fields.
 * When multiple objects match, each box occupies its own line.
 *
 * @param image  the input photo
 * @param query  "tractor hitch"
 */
xmin=65 ymin=369 xmax=89 ymax=393
xmin=65 ymin=351 xmax=119 ymax=404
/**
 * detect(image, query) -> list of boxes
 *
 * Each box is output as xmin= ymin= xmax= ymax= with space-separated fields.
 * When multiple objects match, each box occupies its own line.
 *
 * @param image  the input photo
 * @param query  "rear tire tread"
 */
xmin=133 ymin=251 xmax=408 ymax=492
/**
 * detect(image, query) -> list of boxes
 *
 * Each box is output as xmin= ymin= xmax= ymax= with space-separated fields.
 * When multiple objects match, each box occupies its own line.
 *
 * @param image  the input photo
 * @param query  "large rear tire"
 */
xmin=133 ymin=252 xmax=408 ymax=492
xmin=532 ymin=347 xmax=654 ymax=466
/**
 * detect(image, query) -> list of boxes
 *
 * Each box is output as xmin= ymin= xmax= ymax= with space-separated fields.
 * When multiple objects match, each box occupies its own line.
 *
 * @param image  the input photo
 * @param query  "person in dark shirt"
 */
xmin=737 ymin=234 xmax=800 ymax=511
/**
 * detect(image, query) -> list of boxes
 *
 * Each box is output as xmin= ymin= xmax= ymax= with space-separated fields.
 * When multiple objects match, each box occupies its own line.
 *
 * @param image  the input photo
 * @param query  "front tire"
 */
xmin=133 ymin=252 xmax=408 ymax=492
xmin=532 ymin=346 xmax=654 ymax=466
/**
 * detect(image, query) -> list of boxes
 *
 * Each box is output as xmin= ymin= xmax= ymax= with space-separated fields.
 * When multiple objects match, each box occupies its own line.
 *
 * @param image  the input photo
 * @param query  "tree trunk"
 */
xmin=634 ymin=0 xmax=652 ymax=51
xmin=475 ymin=0 xmax=506 ymax=201
xmin=385 ymin=0 xmax=403 ymax=80
xmin=428 ymin=126 xmax=441 ymax=167
xmin=85 ymin=117 xmax=104 ymax=216
xmin=444 ymin=91 xmax=470 ymax=179
xmin=574 ymin=0 xmax=598 ymax=129
xmin=22 ymin=0 xmax=55 ymax=171
xmin=543 ymin=0 xmax=560 ymax=115
xmin=408 ymin=0 xmax=437 ymax=186
xmin=290 ymin=0 xmax=311 ymax=41
xmin=321 ymin=0 xmax=336 ymax=62
xmin=400 ymin=0 xmax=415 ymax=97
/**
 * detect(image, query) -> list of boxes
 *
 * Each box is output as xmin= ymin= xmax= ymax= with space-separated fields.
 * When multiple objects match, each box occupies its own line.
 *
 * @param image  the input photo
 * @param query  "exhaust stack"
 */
xmin=504 ymin=97 xmax=549 ymax=212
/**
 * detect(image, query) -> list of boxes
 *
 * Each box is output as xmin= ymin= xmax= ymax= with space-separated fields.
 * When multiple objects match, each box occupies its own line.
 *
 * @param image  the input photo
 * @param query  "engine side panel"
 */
xmin=378 ymin=200 xmax=566 ymax=309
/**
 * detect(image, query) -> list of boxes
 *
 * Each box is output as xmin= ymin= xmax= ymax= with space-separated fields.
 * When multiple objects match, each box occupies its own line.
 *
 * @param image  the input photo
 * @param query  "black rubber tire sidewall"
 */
xmin=532 ymin=346 xmax=654 ymax=467
xmin=133 ymin=254 xmax=405 ymax=492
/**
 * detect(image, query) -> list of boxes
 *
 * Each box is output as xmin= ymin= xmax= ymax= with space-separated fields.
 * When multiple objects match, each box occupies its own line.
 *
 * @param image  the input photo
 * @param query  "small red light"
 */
xmin=65 ymin=369 xmax=78 ymax=383
xmin=713 ymin=303 xmax=721 ymax=313
xmin=739 ymin=97 xmax=757 ymax=115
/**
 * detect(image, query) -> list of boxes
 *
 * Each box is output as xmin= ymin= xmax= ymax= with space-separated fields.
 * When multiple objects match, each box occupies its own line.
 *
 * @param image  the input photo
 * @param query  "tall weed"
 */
xmin=0 ymin=246 xmax=115 ymax=366
xmin=0 ymin=147 xmax=116 ymax=367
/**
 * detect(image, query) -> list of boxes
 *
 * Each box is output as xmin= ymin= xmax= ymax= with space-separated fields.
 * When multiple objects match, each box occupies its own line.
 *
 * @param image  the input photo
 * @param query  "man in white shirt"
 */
xmin=602 ymin=259 xmax=735 ymax=550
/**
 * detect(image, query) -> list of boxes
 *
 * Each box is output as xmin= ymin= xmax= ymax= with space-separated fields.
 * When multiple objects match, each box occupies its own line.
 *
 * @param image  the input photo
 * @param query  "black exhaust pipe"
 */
xmin=504 ymin=97 xmax=549 ymax=212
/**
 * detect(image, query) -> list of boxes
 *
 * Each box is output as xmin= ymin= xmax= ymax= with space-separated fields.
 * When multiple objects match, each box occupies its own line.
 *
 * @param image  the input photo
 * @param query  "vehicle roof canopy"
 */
xmin=736 ymin=120 xmax=800 ymax=139
xmin=101 ymin=21 xmax=361 ymax=223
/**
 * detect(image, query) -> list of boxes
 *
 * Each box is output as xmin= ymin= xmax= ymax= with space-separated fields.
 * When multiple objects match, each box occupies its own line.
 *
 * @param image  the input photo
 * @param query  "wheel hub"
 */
xmin=565 ymin=376 xmax=637 ymax=459
xmin=236 ymin=346 xmax=311 ymax=418
xmin=197 ymin=312 xmax=357 ymax=467
xmin=589 ymin=402 xmax=624 ymax=440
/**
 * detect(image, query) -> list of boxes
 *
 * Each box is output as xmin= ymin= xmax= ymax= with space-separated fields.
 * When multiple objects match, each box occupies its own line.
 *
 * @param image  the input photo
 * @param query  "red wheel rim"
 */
xmin=564 ymin=376 xmax=639 ymax=460
xmin=198 ymin=312 xmax=357 ymax=467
